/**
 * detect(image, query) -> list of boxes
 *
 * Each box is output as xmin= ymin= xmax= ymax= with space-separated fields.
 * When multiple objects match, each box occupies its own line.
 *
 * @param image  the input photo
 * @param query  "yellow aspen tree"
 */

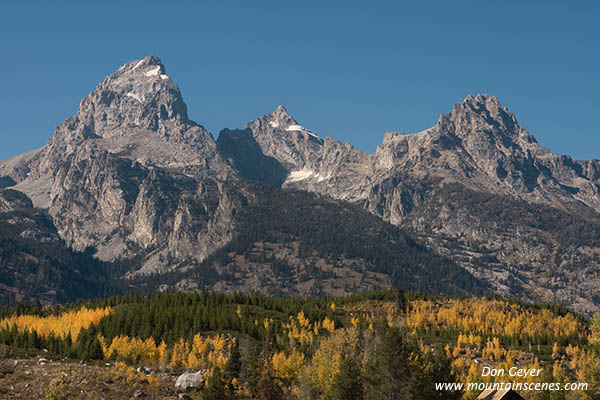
xmin=158 ymin=340 xmax=168 ymax=367
xmin=322 ymin=317 xmax=335 ymax=334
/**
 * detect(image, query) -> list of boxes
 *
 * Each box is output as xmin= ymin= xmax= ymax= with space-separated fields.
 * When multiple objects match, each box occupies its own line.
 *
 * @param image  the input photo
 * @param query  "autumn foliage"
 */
xmin=0 ymin=306 xmax=112 ymax=339
xmin=0 ymin=290 xmax=599 ymax=400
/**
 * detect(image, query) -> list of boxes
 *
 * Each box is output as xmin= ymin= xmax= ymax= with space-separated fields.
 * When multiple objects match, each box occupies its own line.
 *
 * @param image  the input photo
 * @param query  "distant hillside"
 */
xmin=0 ymin=189 xmax=120 ymax=304
xmin=132 ymin=183 xmax=489 ymax=298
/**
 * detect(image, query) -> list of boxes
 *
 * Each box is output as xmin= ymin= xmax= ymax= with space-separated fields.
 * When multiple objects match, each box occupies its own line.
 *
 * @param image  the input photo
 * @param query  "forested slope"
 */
xmin=133 ymin=184 xmax=489 ymax=298
xmin=0 ymin=291 xmax=598 ymax=399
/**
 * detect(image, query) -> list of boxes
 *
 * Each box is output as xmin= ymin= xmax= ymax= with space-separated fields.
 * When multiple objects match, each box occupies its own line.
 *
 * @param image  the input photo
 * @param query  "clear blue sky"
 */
xmin=1 ymin=1 xmax=599 ymax=160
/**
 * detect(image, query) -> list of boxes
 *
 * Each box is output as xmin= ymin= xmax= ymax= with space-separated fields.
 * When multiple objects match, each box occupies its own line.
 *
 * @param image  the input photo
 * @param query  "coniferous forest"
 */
xmin=0 ymin=290 xmax=599 ymax=399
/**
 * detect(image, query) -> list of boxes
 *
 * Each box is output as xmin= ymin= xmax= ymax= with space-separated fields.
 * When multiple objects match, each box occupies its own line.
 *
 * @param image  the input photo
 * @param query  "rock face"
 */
xmin=221 ymin=94 xmax=600 ymax=314
xmin=217 ymin=128 xmax=287 ymax=187
xmin=2 ymin=57 xmax=600 ymax=314
xmin=0 ymin=189 xmax=109 ymax=303
xmin=367 ymin=96 xmax=600 ymax=314
xmin=41 ymin=56 xmax=226 ymax=175
xmin=2 ymin=56 xmax=487 ymax=303
xmin=0 ymin=56 xmax=242 ymax=274
xmin=219 ymin=105 xmax=372 ymax=202
xmin=373 ymin=94 xmax=600 ymax=212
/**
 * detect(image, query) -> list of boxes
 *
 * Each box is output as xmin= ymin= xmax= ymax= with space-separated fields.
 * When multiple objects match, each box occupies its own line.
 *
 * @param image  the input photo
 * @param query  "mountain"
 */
xmin=219 ymin=94 xmax=600 ymax=314
xmin=0 ymin=57 xmax=489 ymax=304
xmin=218 ymin=105 xmax=372 ymax=202
xmin=0 ymin=189 xmax=114 ymax=303
xmin=2 ymin=57 xmax=599 ymax=313
xmin=136 ymin=183 xmax=487 ymax=298
xmin=0 ymin=56 xmax=243 ymax=275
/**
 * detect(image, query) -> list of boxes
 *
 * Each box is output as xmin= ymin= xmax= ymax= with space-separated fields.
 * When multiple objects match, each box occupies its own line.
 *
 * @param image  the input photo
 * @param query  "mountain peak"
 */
xmin=113 ymin=56 xmax=167 ymax=79
xmin=269 ymin=105 xmax=298 ymax=128
xmin=463 ymin=93 xmax=500 ymax=105
xmin=443 ymin=94 xmax=521 ymax=139
xmin=71 ymin=56 xmax=191 ymax=137
xmin=454 ymin=93 xmax=508 ymax=116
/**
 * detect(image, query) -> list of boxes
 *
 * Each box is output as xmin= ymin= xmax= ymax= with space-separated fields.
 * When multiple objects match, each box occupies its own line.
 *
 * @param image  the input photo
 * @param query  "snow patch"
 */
xmin=269 ymin=121 xmax=279 ymax=128
xmin=285 ymin=124 xmax=320 ymax=139
xmin=285 ymin=124 xmax=304 ymax=131
xmin=145 ymin=66 xmax=161 ymax=77
xmin=286 ymin=169 xmax=329 ymax=183
xmin=286 ymin=169 xmax=315 ymax=182
xmin=160 ymin=74 xmax=170 ymax=80
xmin=316 ymin=173 xmax=329 ymax=182
xmin=127 ymin=92 xmax=142 ymax=102
xmin=132 ymin=60 xmax=145 ymax=71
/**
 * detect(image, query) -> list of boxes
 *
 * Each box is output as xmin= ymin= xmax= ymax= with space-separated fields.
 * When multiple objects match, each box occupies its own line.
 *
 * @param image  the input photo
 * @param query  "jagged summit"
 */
xmin=266 ymin=106 xmax=321 ymax=140
xmin=439 ymin=94 xmax=523 ymax=140
xmin=73 ymin=56 xmax=191 ymax=137
xmin=245 ymin=105 xmax=322 ymax=146
xmin=269 ymin=105 xmax=298 ymax=127
xmin=116 ymin=56 xmax=165 ymax=75
xmin=1 ymin=56 xmax=231 ymax=207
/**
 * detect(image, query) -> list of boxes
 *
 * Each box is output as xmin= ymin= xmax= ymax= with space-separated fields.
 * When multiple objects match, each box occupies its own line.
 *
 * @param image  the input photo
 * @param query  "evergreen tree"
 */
xmin=364 ymin=327 xmax=415 ymax=400
xmin=202 ymin=367 xmax=229 ymax=400
xmin=27 ymin=329 xmax=40 ymax=349
xmin=414 ymin=346 xmax=462 ymax=400
xmin=332 ymin=356 xmax=364 ymax=400
xmin=245 ymin=341 xmax=263 ymax=397
xmin=395 ymin=288 xmax=406 ymax=312
xmin=223 ymin=338 xmax=242 ymax=391
xmin=87 ymin=336 xmax=104 ymax=360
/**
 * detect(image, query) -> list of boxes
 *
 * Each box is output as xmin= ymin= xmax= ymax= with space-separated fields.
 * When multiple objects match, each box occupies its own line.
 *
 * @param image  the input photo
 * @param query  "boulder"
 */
xmin=175 ymin=370 xmax=206 ymax=391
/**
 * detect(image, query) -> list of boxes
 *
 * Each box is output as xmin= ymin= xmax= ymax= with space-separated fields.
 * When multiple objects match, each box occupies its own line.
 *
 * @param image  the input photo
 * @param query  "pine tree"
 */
xmin=332 ymin=356 xmax=364 ymax=400
xmin=245 ymin=341 xmax=263 ymax=397
xmin=27 ymin=329 xmax=40 ymax=349
xmin=395 ymin=288 xmax=406 ymax=312
xmin=223 ymin=338 xmax=242 ymax=391
xmin=87 ymin=336 xmax=104 ymax=360
xmin=364 ymin=327 xmax=415 ymax=400
xmin=202 ymin=367 xmax=229 ymax=400
xmin=414 ymin=346 xmax=462 ymax=400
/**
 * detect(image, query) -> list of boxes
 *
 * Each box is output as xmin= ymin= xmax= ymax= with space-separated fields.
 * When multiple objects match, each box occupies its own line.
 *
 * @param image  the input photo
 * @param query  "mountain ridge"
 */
xmin=1 ymin=56 xmax=599 ymax=314
xmin=220 ymin=95 xmax=600 ymax=315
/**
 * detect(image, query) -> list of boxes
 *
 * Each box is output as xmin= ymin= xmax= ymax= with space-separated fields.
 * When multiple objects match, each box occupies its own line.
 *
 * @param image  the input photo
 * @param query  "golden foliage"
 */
xmin=300 ymin=327 xmax=359 ymax=398
xmin=102 ymin=335 xmax=160 ymax=365
xmin=576 ymin=349 xmax=600 ymax=399
xmin=0 ymin=306 xmax=112 ymax=340
xmin=283 ymin=312 xmax=315 ymax=348
xmin=272 ymin=349 xmax=306 ymax=382
xmin=406 ymin=298 xmax=584 ymax=340
xmin=322 ymin=317 xmax=335 ymax=334
xmin=103 ymin=332 xmax=231 ymax=371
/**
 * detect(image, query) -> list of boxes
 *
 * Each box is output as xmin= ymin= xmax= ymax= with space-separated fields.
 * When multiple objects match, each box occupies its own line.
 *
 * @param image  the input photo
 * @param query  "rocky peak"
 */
xmin=6 ymin=56 xmax=235 ymax=215
xmin=74 ymin=56 xmax=191 ymax=137
xmin=442 ymin=94 xmax=523 ymax=140
xmin=29 ymin=56 xmax=228 ymax=179
xmin=269 ymin=105 xmax=298 ymax=128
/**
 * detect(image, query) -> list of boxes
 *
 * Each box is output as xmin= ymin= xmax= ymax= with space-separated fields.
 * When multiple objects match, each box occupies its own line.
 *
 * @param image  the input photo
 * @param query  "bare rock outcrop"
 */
xmin=220 ymin=95 xmax=600 ymax=314
xmin=0 ymin=57 xmax=243 ymax=274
